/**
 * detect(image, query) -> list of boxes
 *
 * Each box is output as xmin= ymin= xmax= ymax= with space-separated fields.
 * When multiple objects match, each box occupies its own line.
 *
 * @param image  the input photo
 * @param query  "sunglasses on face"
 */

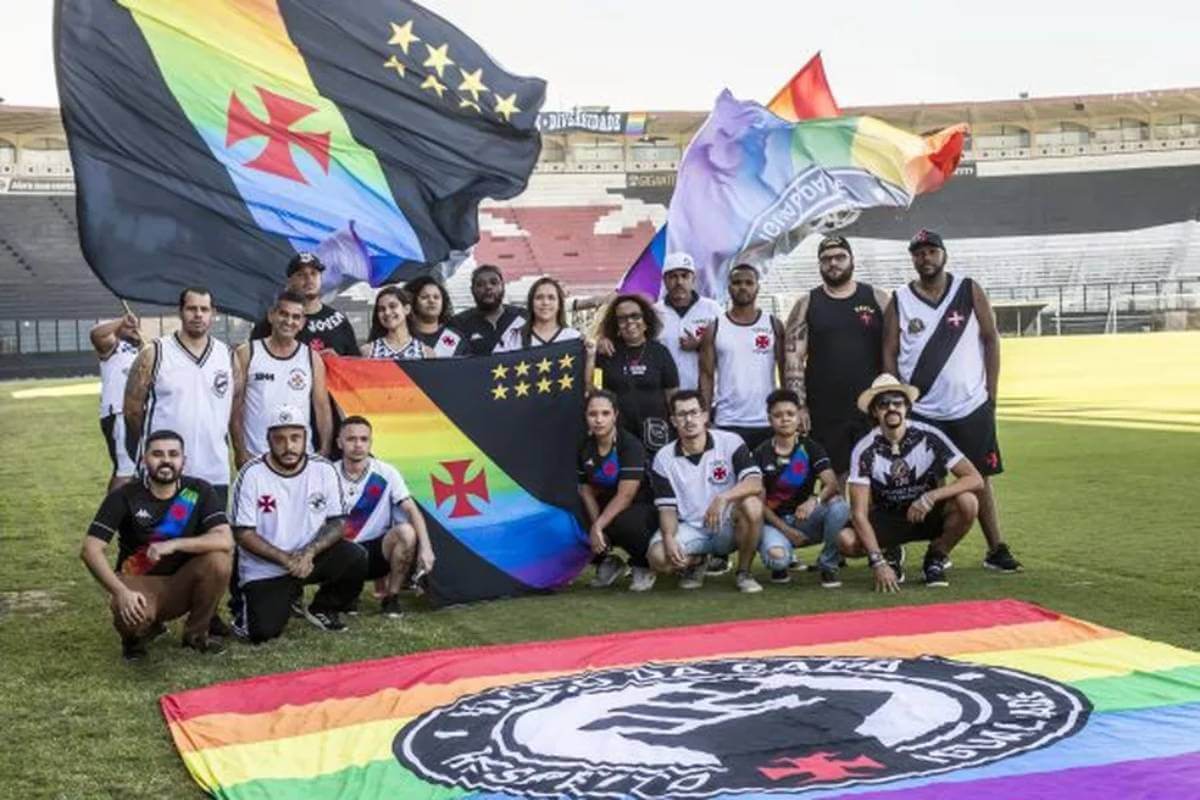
xmin=874 ymin=396 xmax=906 ymax=411
xmin=616 ymin=312 xmax=644 ymax=324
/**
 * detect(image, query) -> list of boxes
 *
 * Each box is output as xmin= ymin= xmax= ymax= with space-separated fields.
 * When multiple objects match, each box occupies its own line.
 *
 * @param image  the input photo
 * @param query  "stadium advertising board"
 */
xmin=1 ymin=176 xmax=76 ymax=194
xmin=537 ymin=110 xmax=645 ymax=135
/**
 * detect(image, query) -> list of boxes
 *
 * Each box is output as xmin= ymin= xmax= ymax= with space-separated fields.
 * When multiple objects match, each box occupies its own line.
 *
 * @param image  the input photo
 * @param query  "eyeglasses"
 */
xmin=615 ymin=312 xmax=644 ymax=325
xmin=874 ymin=396 xmax=906 ymax=411
xmin=673 ymin=408 xmax=704 ymax=420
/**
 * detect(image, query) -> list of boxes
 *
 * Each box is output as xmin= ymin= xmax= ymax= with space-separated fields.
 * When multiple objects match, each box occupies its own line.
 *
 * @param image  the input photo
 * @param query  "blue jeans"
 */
xmin=760 ymin=498 xmax=850 ymax=571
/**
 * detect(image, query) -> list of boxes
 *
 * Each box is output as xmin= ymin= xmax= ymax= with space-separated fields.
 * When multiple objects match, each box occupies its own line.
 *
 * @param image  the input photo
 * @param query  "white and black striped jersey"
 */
xmin=847 ymin=421 xmax=964 ymax=513
xmin=231 ymin=454 xmax=345 ymax=585
xmin=366 ymin=336 xmax=426 ymax=360
xmin=143 ymin=334 xmax=233 ymax=487
xmin=895 ymin=273 xmax=988 ymax=421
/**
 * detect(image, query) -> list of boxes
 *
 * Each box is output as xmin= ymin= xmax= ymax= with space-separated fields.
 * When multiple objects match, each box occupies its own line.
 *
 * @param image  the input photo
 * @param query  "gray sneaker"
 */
xmin=679 ymin=562 xmax=706 ymax=590
xmin=735 ymin=570 xmax=763 ymax=593
xmin=589 ymin=554 xmax=627 ymax=588
xmin=629 ymin=566 xmax=657 ymax=592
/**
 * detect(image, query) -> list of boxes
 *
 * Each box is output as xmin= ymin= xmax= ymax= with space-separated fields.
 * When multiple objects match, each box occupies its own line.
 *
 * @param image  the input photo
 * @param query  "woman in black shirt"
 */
xmin=577 ymin=390 xmax=658 ymax=592
xmin=594 ymin=293 xmax=679 ymax=455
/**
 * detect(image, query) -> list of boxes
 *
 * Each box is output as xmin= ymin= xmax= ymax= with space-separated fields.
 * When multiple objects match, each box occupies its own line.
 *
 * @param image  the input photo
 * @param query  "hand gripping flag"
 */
xmin=668 ymin=90 xmax=965 ymax=297
xmin=323 ymin=341 xmax=590 ymax=605
xmin=55 ymin=0 xmax=545 ymax=319
xmin=161 ymin=600 xmax=1200 ymax=799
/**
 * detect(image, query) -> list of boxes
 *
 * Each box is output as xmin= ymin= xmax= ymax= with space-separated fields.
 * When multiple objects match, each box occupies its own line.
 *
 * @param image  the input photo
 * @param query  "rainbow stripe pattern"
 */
xmin=161 ymin=600 xmax=1200 ymax=798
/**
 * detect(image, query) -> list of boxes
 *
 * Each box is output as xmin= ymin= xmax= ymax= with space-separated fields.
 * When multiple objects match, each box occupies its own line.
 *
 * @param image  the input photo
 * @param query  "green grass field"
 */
xmin=1 ymin=332 xmax=1198 ymax=799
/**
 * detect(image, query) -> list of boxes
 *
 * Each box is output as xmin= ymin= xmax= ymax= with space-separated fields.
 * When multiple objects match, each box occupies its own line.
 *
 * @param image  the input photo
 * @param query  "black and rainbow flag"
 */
xmin=56 ymin=0 xmax=545 ymax=318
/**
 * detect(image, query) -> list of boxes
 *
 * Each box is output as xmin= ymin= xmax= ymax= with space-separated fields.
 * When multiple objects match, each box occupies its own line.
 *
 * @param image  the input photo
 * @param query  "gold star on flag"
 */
xmin=383 ymin=55 xmax=406 ymax=78
xmin=459 ymin=99 xmax=481 ymax=113
xmin=536 ymin=357 xmax=552 ymax=374
xmin=558 ymin=353 xmax=575 ymax=370
xmin=493 ymin=93 xmax=521 ymax=122
xmin=423 ymin=43 xmax=455 ymax=78
xmin=491 ymin=384 xmax=509 ymax=400
xmin=514 ymin=361 xmax=531 ymax=378
xmin=536 ymin=377 xmax=553 ymax=394
xmin=557 ymin=373 xmax=574 ymax=391
xmin=514 ymin=381 xmax=531 ymax=398
xmin=457 ymin=67 xmax=489 ymax=102
xmin=388 ymin=20 xmax=420 ymax=54
xmin=491 ymin=363 xmax=509 ymax=381
xmin=421 ymin=75 xmax=447 ymax=98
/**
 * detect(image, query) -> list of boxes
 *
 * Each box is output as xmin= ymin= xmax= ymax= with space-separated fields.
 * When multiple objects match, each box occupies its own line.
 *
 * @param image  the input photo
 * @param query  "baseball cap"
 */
xmin=267 ymin=404 xmax=307 ymax=431
xmin=908 ymin=229 xmax=945 ymax=253
xmin=817 ymin=235 xmax=852 ymax=256
xmin=662 ymin=252 xmax=696 ymax=273
xmin=286 ymin=251 xmax=325 ymax=276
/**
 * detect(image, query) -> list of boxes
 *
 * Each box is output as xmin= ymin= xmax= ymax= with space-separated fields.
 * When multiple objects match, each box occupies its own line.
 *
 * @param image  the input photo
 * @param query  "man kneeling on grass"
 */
xmin=646 ymin=390 xmax=765 ymax=593
xmin=230 ymin=405 xmax=366 ymax=642
xmin=336 ymin=415 xmax=433 ymax=617
xmin=845 ymin=374 xmax=982 ymax=591
xmin=80 ymin=429 xmax=234 ymax=661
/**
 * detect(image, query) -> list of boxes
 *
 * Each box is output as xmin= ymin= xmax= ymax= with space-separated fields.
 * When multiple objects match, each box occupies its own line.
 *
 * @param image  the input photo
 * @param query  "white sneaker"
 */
xmin=679 ymin=562 xmax=706 ymax=590
xmin=735 ymin=571 xmax=763 ymax=594
xmin=629 ymin=566 xmax=657 ymax=592
xmin=589 ymin=554 xmax=627 ymax=588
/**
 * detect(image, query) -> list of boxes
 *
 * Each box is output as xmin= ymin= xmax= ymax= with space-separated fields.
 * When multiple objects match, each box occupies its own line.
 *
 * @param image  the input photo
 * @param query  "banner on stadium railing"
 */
xmin=537 ymin=110 xmax=648 ymax=135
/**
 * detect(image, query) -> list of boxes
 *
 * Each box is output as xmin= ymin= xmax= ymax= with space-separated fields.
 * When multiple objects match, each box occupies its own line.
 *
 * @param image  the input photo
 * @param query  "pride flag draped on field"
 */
xmin=669 ymin=90 xmax=966 ymax=297
xmin=162 ymin=600 xmax=1200 ymax=798
xmin=55 ymin=0 xmax=545 ymax=319
xmin=323 ymin=342 xmax=590 ymax=605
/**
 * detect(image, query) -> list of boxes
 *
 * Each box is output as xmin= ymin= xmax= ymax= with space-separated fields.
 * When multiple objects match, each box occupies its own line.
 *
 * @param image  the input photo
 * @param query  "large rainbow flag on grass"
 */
xmin=162 ymin=600 xmax=1200 ymax=798
xmin=323 ymin=342 xmax=590 ymax=604
xmin=56 ymin=0 xmax=545 ymax=318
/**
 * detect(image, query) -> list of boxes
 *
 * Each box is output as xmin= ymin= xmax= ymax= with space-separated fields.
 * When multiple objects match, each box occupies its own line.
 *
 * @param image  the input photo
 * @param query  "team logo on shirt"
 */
xmin=258 ymin=495 xmax=276 ymax=513
xmin=888 ymin=458 xmax=913 ymax=486
xmin=396 ymin=655 xmax=1089 ymax=798
xmin=754 ymin=331 xmax=773 ymax=351
xmin=288 ymin=368 xmax=308 ymax=391
xmin=907 ymin=318 xmax=925 ymax=335
xmin=855 ymin=305 xmax=877 ymax=326
xmin=309 ymin=492 xmax=328 ymax=512
xmin=212 ymin=369 xmax=230 ymax=398
xmin=709 ymin=459 xmax=731 ymax=484
xmin=133 ymin=508 xmax=152 ymax=523
xmin=946 ymin=311 xmax=966 ymax=328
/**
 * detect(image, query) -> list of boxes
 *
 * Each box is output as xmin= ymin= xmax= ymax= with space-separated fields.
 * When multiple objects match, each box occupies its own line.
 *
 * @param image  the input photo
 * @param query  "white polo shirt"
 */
xmin=650 ymin=429 xmax=760 ymax=528
xmin=231 ymin=454 xmax=344 ymax=585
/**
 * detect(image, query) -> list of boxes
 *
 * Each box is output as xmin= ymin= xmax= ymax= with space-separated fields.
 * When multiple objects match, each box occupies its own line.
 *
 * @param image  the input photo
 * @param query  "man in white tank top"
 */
xmin=91 ymin=311 xmax=143 ymax=492
xmin=231 ymin=290 xmax=332 ymax=468
xmin=655 ymin=252 xmax=723 ymax=392
xmin=883 ymin=230 xmax=1023 ymax=574
xmin=124 ymin=287 xmax=235 ymax=506
xmin=699 ymin=264 xmax=785 ymax=452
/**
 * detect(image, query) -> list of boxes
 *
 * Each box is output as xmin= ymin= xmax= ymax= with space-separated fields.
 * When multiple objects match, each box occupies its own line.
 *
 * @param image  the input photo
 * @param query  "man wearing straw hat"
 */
xmin=844 ymin=374 xmax=983 ymax=591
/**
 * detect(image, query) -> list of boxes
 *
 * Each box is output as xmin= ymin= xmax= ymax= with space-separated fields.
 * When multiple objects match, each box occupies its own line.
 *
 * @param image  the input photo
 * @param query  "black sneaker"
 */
xmin=208 ymin=616 xmax=232 ymax=639
xmin=819 ymin=568 xmax=842 ymax=589
xmin=345 ymin=598 xmax=361 ymax=617
xmin=121 ymin=637 xmax=148 ymax=662
xmin=884 ymin=545 xmax=906 ymax=585
xmin=380 ymin=595 xmax=403 ymax=618
xmin=984 ymin=543 xmax=1023 ymax=573
xmin=303 ymin=608 xmax=347 ymax=632
xmin=705 ymin=555 xmax=731 ymax=576
xmin=182 ymin=635 xmax=228 ymax=655
xmin=770 ymin=568 xmax=791 ymax=584
xmin=923 ymin=551 xmax=950 ymax=588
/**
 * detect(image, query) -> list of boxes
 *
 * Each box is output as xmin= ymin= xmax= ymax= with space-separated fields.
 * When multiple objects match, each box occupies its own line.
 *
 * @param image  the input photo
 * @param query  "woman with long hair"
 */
xmin=402 ymin=275 xmax=467 ymax=357
xmin=361 ymin=286 xmax=433 ymax=360
xmin=577 ymin=390 xmax=657 ymax=591
xmin=594 ymin=293 xmax=679 ymax=455
xmin=496 ymin=276 xmax=582 ymax=351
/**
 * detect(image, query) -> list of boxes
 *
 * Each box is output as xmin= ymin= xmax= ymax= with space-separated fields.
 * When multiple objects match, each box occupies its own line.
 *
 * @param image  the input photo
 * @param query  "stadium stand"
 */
xmin=1 ymin=88 xmax=1199 ymax=374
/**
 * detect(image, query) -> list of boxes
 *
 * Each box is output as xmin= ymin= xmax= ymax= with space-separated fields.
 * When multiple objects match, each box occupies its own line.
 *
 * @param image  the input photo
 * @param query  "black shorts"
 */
xmin=99 ymin=414 xmax=136 ymax=477
xmin=868 ymin=501 xmax=947 ymax=548
xmin=809 ymin=414 xmax=871 ymax=475
xmin=359 ymin=537 xmax=391 ymax=580
xmin=913 ymin=401 xmax=1003 ymax=477
xmin=718 ymin=425 xmax=773 ymax=452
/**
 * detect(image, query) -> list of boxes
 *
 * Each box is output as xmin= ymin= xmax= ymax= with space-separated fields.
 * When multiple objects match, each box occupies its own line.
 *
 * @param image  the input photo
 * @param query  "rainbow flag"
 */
xmin=162 ymin=600 xmax=1200 ymax=798
xmin=668 ymin=90 xmax=966 ymax=297
xmin=323 ymin=343 xmax=590 ymax=603
xmin=57 ymin=0 xmax=545 ymax=318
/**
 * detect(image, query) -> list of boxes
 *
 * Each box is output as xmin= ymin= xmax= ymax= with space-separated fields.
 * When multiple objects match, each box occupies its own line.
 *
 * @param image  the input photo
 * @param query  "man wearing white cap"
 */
xmin=845 ymin=374 xmax=983 ymax=590
xmin=230 ymin=404 xmax=366 ymax=642
xmin=655 ymin=252 xmax=723 ymax=392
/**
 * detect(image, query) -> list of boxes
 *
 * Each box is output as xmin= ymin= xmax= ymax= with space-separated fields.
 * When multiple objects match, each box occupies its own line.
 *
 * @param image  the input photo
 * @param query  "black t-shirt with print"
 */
xmin=577 ymin=428 xmax=653 ymax=506
xmin=752 ymin=436 xmax=831 ymax=516
xmin=597 ymin=340 xmax=680 ymax=453
xmin=87 ymin=476 xmax=228 ymax=576
xmin=251 ymin=304 xmax=358 ymax=355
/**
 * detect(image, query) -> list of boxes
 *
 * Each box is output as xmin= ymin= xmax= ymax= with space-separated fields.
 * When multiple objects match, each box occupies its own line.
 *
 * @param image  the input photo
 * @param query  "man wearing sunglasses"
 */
xmin=845 ymin=374 xmax=983 ymax=590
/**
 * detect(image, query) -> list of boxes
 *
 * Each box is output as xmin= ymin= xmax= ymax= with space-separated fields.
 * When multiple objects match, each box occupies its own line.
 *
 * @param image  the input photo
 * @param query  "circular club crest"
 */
xmin=212 ymin=369 xmax=230 ymax=398
xmin=287 ymin=367 xmax=308 ymax=391
xmin=396 ymin=656 xmax=1089 ymax=799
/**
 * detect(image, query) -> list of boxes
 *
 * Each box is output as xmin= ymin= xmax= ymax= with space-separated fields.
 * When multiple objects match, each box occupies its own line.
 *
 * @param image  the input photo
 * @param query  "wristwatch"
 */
xmin=867 ymin=551 xmax=885 ymax=568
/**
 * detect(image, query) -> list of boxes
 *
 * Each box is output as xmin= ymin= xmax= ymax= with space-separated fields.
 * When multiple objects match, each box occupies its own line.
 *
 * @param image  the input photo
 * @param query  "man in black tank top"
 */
xmin=783 ymin=236 xmax=890 ymax=479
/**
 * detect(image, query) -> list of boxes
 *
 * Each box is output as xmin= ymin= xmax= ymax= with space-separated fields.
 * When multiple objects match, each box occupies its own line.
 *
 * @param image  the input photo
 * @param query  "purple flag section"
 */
xmin=616 ymin=224 xmax=668 ymax=297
